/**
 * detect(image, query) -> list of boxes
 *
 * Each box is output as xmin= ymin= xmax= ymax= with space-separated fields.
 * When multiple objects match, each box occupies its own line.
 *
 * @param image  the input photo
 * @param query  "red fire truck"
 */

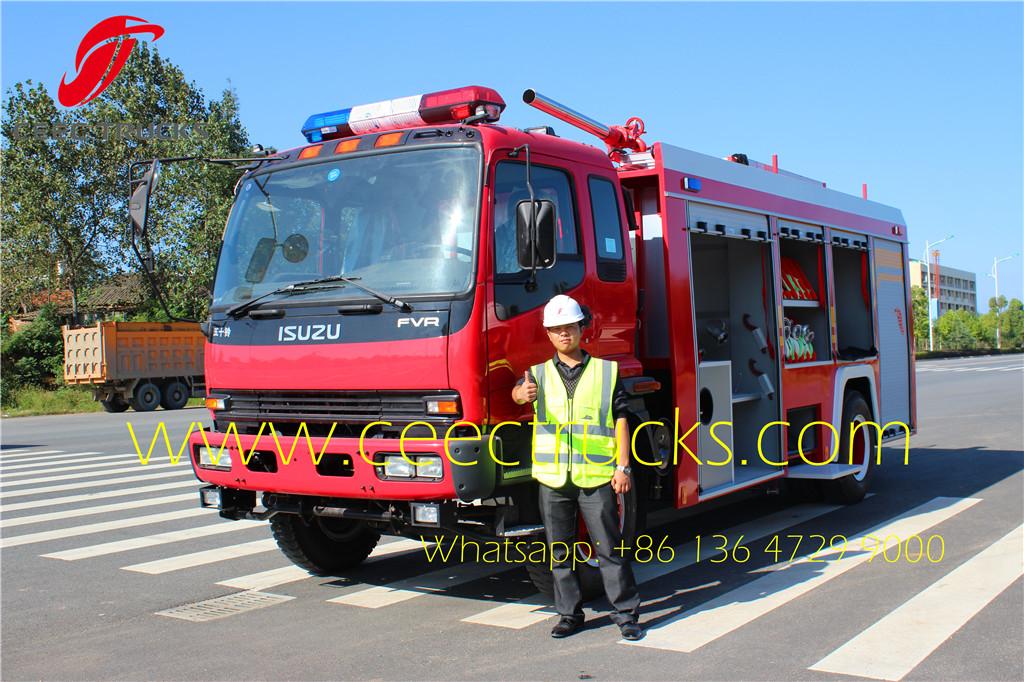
xmin=129 ymin=85 xmax=916 ymax=595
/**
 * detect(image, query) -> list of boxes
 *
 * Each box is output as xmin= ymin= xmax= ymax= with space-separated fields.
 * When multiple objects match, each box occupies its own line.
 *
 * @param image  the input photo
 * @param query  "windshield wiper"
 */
xmin=225 ymin=275 xmax=412 ymax=319
xmin=324 ymin=275 xmax=414 ymax=313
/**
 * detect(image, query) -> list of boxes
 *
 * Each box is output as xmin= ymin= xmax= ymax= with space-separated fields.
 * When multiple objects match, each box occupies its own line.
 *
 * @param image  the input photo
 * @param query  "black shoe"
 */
xmin=551 ymin=617 xmax=583 ymax=638
xmin=619 ymin=622 xmax=644 ymax=641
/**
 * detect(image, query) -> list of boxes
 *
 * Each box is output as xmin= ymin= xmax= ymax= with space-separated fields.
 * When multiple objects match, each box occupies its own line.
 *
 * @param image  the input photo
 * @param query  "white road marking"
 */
xmin=122 ymin=539 xmax=278 ymax=574
xmin=0 ymin=452 xmax=140 ymax=473
xmin=0 ymin=451 xmax=123 ymax=468
xmin=0 ymin=469 xmax=196 ymax=499
xmin=810 ymin=524 xmax=1024 ymax=681
xmin=0 ymin=507 xmax=210 ymax=548
xmin=0 ymin=480 xmax=199 ymax=513
xmin=0 ymin=450 xmax=63 ymax=460
xmin=627 ymin=496 xmax=980 ymax=652
xmin=463 ymin=502 xmax=844 ymax=629
xmin=217 ymin=538 xmax=423 ymax=591
xmin=0 ymin=460 xmax=180 ymax=487
xmin=43 ymin=519 xmax=264 ymax=560
xmin=0 ymin=493 xmax=196 ymax=528
xmin=327 ymin=552 xmax=507 ymax=609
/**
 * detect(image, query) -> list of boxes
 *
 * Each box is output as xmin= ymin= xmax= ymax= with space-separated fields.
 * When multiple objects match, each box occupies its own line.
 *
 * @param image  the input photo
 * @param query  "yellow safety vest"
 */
xmin=531 ymin=356 xmax=619 ymax=488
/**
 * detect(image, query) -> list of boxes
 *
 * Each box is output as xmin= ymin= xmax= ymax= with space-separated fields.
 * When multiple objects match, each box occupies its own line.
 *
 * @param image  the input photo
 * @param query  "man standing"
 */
xmin=512 ymin=294 xmax=644 ymax=641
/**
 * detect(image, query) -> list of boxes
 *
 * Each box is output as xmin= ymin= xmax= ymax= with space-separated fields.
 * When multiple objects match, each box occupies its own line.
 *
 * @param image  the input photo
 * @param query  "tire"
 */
xmin=522 ymin=468 xmax=646 ymax=601
xmin=270 ymin=514 xmax=380 ymax=575
xmin=822 ymin=392 xmax=875 ymax=504
xmin=160 ymin=380 xmax=189 ymax=410
xmin=101 ymin=397 xmax=130 ymax=413
xmin=130 ymin=382 xmax=161 ymax=412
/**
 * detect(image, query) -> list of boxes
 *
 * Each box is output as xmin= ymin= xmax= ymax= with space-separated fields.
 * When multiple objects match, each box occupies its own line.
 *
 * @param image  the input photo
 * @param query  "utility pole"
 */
xmin=988 ymin=253 xmax=1019 ymax=350
xmin=922 ymin=235 xmax=954 ymax=352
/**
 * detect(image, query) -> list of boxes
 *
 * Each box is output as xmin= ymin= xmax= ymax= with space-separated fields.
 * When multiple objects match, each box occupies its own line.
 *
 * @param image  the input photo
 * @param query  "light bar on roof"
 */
xmin=301 ymin=86 xmax=505 ymax=143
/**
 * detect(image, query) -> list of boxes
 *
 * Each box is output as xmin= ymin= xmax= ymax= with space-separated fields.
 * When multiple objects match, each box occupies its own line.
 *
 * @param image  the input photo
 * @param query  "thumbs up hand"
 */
xmin=516 ymin=371 xmax=538 ymax=404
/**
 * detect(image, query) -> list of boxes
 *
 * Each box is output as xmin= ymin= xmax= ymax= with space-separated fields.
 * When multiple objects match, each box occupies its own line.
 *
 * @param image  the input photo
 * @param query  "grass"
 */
xmin=1 ymin=387 xmax=206 ymax=417
xmin=2 ymin=385 xmax=104 ymax=417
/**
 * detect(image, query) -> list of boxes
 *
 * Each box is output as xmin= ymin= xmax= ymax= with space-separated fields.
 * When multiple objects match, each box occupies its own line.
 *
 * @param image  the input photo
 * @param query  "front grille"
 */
xmin=212 ymin=389 xmax=460 ymax=433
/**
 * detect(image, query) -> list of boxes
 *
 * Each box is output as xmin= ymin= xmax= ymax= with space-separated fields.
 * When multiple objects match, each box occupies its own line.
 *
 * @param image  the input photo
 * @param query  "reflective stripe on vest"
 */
xmin=531 ymin=357 xmax=618 ymax=488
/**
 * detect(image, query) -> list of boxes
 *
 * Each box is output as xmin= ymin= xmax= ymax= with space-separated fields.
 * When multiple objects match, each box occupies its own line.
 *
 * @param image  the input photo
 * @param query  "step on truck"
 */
xmin=128 ymin=85 xmax=916 ymax=595
xmin=63 ymin=321 xmax=205 ymax=412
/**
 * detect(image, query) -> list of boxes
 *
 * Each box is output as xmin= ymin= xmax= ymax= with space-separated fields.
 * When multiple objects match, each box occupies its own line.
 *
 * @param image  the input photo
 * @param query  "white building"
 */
xmin=909 ymin=259 xmax=978 ymax=314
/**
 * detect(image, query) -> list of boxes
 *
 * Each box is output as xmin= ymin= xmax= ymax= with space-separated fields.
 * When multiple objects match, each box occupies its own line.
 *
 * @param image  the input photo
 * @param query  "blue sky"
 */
xmin=3 ymin=1 xmax=1022 ymax=305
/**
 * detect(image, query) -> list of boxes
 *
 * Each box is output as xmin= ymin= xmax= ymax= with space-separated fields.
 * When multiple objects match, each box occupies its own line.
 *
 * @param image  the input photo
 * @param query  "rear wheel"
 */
xmin=822 ymin=392 xmax=875 ymax=504
xmin=160 ymin=380 xmax=189 ymax=410
xmin=270 ymin=514 xmax=380 ymax=575
xmin=100 ymin=397 xmax=130 ymax=413
xmin=130 ymin=382 xmax=161 ymax=412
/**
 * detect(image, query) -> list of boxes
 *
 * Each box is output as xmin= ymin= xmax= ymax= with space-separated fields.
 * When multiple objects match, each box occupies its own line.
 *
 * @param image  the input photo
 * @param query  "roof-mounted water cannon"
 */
xmin=522 ymin=89 xmax=647 ymax=162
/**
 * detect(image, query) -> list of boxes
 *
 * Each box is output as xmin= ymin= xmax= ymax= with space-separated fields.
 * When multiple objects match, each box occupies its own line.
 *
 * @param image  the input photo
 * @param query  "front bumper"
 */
xmin=187 ymin=431 xmax=495 ymax=502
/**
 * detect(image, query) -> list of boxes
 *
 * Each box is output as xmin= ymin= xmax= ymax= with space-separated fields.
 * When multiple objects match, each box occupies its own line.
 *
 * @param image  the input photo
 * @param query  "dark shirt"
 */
xmin=516 ymin=350 xmax=630 ymax=421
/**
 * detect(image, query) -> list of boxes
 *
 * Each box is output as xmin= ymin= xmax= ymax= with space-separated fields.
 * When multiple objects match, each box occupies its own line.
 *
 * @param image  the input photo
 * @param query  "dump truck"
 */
xmin=126 ymin=85 xmax=915 ymax=596
xmin=63 ymin=321 xmax=205 ymax=412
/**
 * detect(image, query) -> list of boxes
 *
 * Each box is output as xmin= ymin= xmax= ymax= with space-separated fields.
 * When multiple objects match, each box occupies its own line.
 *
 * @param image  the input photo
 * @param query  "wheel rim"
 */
xmin=315 ymin=516 xmax=364 ymax=542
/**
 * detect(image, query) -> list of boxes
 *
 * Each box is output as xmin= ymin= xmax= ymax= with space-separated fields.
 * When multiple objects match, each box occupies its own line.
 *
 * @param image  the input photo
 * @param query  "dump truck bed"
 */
xmin=63 ymin=322 xmax=204 ymax=385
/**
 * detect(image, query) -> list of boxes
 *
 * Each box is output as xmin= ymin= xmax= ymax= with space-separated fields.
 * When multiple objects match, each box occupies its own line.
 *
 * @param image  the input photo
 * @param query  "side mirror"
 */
xmin=515 ymin=199 xmax=556 ymax=270
xmin=245 ymin=237 xmax=277 ymax=283
xmin=129 ymin=160 xmax=160 ymax=242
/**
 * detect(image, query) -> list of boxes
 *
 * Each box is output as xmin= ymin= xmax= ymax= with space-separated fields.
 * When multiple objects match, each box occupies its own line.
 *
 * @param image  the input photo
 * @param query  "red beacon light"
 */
xmin=301 ymin=86 xmax=506 ymax=143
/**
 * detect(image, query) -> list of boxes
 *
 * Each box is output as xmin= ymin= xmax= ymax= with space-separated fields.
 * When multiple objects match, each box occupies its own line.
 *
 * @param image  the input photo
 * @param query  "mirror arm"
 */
xmin=510 ymin=144 xmax=539 ymax=292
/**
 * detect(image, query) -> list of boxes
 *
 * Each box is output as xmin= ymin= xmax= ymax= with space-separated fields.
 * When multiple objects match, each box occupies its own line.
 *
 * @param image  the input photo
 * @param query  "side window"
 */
xmin=588 ymin=176 xmax=626 ymax=282
xmin=492 ymin=160 xmax=585 ymax=320
xmin=493 ymin=161 xmax=579 ymax=276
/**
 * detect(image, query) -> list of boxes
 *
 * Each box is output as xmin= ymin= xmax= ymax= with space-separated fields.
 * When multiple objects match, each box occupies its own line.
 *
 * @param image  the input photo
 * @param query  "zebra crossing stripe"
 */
xmin=43 ymin=519 xmax=264 ymax=561
xmin=626 ymin=496 xmax=980 ymax=652
xmin=0 ymin=469 xmax=195 ymax=499
xmin=0 ymin=507 xmax=210 ymax=548
xmin=217 ymin=538 xmax=424 ymax=591
xmin=122 ymin=539 xmax=279 ymax=574
xmin=0 ymin=460 xmax=180 ymax=487
xmin=463 ymin=501 xmax=844 ymax=629
xmin=0 ymin=493 xmax=196 ymax=529
xmin=327 ymin=554 xmax=507 ymax=608
xmin=0 ymin=480 xmax=198 ymax=513
xmin=0 ymin=450 xmax=63 ymax=460
xmin=810 ymin=523 xmax=1024 ymax=681
xmin=0 ymin=452 xmax=137 ymax=472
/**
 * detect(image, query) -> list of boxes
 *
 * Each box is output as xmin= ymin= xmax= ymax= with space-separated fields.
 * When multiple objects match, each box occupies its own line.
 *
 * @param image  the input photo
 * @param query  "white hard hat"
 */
xmin=543 ymin=294 xmax=584 ymax=327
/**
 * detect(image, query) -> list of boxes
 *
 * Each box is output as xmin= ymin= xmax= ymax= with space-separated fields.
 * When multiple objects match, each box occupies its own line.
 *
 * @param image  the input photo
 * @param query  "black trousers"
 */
xmin=538 ymin=481 xmax=641 ymax=625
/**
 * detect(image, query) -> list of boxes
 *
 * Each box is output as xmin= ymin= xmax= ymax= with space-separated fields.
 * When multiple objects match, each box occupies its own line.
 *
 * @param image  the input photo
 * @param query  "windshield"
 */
xmin=212 ymin=146 xmax=480 ymax=309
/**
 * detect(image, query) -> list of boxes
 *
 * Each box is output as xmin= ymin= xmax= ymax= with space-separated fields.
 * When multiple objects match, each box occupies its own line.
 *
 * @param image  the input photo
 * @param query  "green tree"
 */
xmin=1002 ymin=298 xmax=1024 ymax=349
xmin=1 ymin=44 xmax=249 ymax=321
xmin=0 ymin=304 xmax=65 ymax=390
xmin=935 ymin=309 xmax=981 ymax=351
xmin=1 ymin=82 xmax=110 ymax=319
xmin=911 ymin=285 xmax=929 ymax=350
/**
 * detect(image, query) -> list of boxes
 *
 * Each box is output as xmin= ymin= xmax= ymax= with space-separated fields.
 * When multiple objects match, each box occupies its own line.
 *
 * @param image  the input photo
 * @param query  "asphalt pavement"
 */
xmin=1 ymin=354 xmax=1021 ymax=681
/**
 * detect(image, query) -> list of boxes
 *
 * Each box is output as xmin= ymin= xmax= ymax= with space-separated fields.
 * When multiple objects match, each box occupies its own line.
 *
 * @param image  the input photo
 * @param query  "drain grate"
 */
xmin=155 ymin=591 xmax=294 ymax=622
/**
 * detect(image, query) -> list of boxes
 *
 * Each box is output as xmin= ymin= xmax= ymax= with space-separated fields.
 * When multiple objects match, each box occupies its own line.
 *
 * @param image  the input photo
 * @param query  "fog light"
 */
xmin=411 ymin=503 xmax=440 ymax=526
xmin=384 ymin=455 xmax=414 ymax=478
xmin=416 ymin=455 xmax=443 ymax=479
xmin=200 ymin=486 xmax=222 ymax=508
xmin=198 ymin=446 xmax=232 ymax=471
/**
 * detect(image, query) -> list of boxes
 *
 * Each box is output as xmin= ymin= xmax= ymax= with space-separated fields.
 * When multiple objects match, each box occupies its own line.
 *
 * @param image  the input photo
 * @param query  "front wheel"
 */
xmin=270 ymin=514 xmax=380 ymax=575
xmin=822 ymin=392 xmax=875 ymax=504
xmin=523 ymin=469 xmax=646 ymax=600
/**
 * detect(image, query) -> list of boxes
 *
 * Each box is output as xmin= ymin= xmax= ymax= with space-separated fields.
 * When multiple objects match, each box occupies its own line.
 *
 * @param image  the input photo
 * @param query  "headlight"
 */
xmin=198 ymin=446 xmax=232 ymax=471
xmin=384 ymin=455 xmax=415 ymax=478
xmin=416 ymin=455 xmax=443 ymax=479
